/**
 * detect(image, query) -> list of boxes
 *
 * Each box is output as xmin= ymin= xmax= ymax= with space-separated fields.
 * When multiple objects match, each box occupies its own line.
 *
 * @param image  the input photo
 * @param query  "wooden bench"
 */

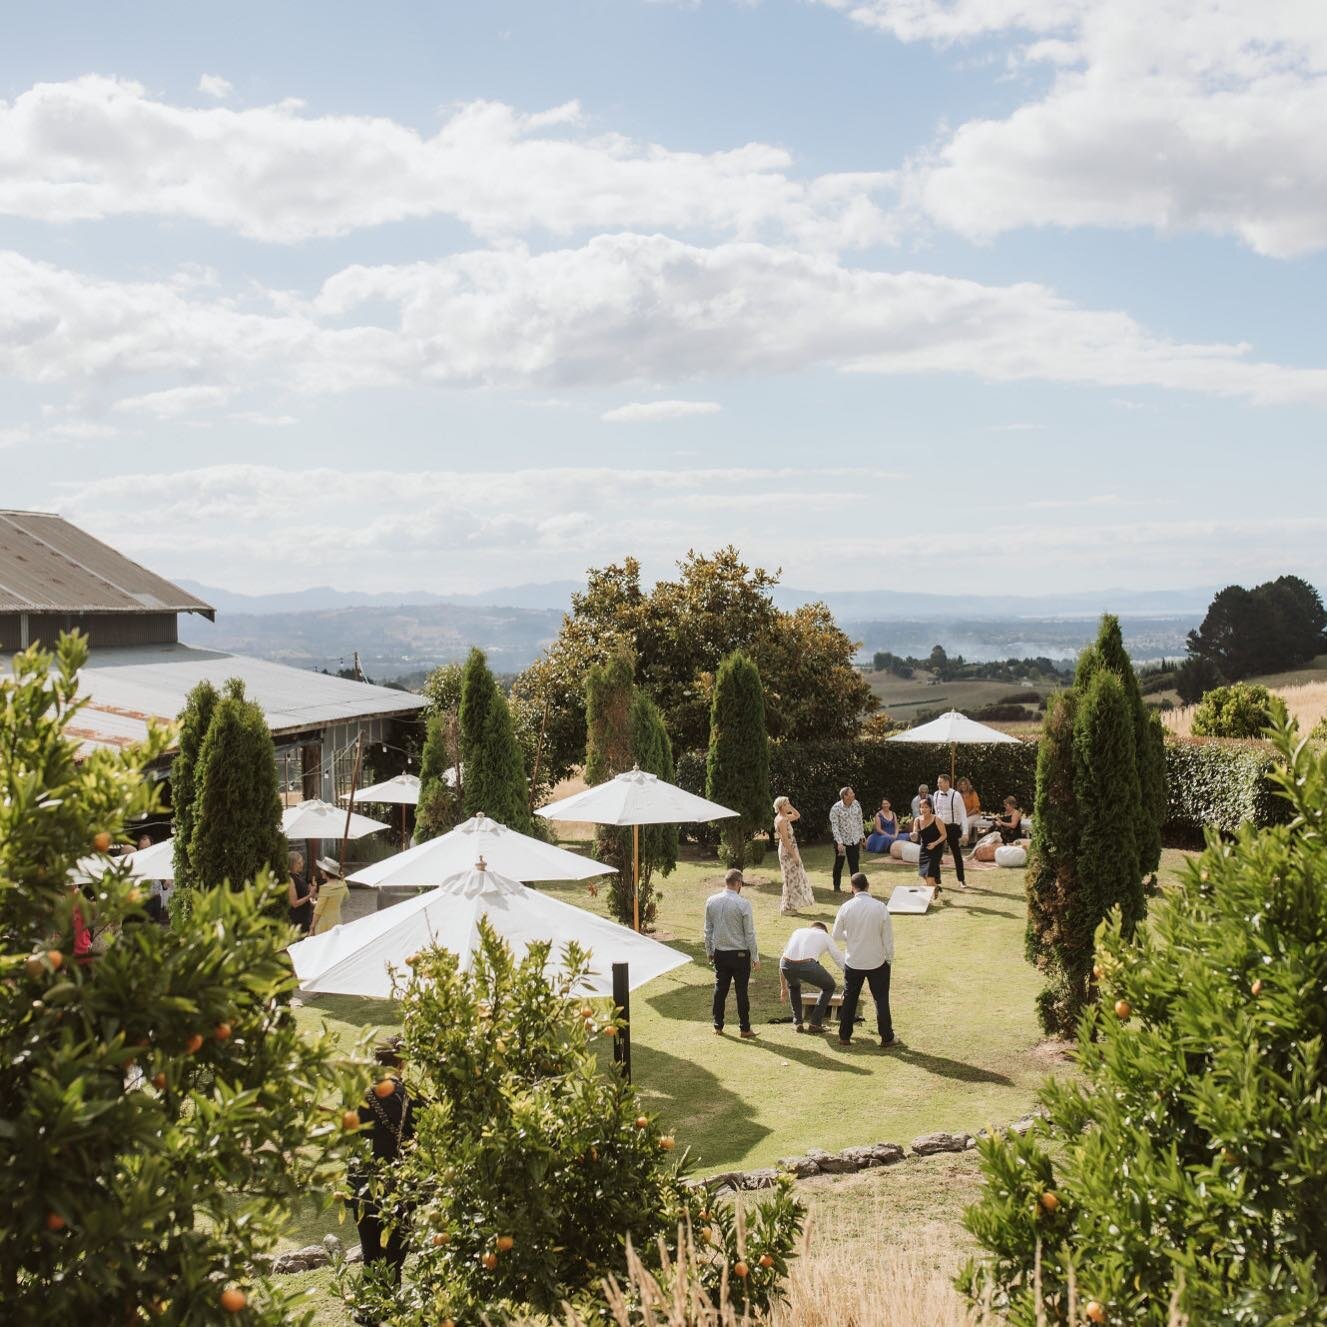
xmin=778 ymin=972 xmax=845 ymax=1010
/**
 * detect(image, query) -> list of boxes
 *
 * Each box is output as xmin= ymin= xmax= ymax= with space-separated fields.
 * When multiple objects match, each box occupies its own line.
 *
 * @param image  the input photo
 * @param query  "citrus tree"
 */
xmin=343 ymin=920 xmax=804 ymax=1325
xmin=963 ymin=703 xmax=1327 ymax=1325
xmin=1 ymin=634 xmax=365 ymax=1324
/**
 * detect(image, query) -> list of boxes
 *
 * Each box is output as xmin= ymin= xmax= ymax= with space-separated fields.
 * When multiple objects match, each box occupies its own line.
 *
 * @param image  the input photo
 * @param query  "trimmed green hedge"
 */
xmin=677 ymin=737 xmax=1037 ymax=845
xmin=677 ymin=733 xmax=1292 ymax=847
xmin=1163 ymin=737 xmax=1292 ymax=838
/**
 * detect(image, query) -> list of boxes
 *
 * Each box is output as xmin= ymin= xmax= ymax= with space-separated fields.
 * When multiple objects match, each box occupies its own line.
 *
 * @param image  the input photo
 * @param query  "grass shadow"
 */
xmin=299 ymin=993 xmax=401 ymax=1032
xmin=892 ymin=1044 xmax=1015 ymax=1086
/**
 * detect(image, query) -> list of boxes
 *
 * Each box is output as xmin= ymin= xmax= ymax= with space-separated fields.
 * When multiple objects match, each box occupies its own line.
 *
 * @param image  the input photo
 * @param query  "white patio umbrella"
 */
xmin=76 ymin=836 xmax=176 ymax=882
xmin=887 ymin=709 xmax=1020 ymax=781
xmin=537 ymin=768 xmax=737 ymax=931
xmin=282 ymin=798 xmax=390 ymax=841
xmin=288 ymin=860 xmax=687 ymax=999
xmin=348 ymin=813 xmax=614 ymax=888
xmin=350 ymin=773 xmax=420 ymax=849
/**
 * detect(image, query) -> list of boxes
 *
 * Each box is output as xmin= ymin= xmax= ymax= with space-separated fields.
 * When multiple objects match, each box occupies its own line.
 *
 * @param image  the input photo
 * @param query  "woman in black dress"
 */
xmin=912 ymin=796 xmax=945 ymax=894
xmin=286 ymin=851 xmax=316 ymax=934
xmin=993 ymin=796 xmax=1024 ymax=844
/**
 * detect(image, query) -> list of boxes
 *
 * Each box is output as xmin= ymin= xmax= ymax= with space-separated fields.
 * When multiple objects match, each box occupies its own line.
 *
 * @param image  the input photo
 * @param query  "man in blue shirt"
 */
xmin=703 ymin=868 xmax=760 ymax=1038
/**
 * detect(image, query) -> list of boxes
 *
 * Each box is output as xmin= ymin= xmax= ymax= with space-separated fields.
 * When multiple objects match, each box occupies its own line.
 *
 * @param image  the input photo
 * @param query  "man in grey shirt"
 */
xmin=703 ymin=868 xmax=759 ymax=1038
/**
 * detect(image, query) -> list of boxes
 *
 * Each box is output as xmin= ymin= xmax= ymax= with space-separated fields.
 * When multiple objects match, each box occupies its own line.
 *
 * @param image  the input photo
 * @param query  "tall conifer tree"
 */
xmin=705 ymin=651 xmax=771 ymax=868
xmin=171 ymin=678 xmax=218 ymax=889
xmin=458 ymin=648 xmax=530 ymax=832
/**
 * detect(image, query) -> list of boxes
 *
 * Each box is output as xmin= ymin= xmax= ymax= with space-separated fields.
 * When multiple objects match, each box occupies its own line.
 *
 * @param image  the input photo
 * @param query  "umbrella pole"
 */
xmin=339 ymin=734 xmax=364 ymax=878
xmin=632 ymin=823 xmax=641 ymax=932
xmin=950 ymin=741 xmax=956 ymax=784
xmin=612 ymin=961 xmax=631 ymax=1082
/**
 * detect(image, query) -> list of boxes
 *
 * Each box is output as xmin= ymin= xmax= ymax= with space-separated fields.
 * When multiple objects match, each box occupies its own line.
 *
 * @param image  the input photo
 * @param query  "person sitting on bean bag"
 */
xmin=993 ymin=796 xmax=1025 ymax=843
xmin=865 ymin=798 xmax=907 ymax=853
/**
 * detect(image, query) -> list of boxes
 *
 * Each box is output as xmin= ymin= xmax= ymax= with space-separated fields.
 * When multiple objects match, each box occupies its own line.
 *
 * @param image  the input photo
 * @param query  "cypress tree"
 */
xmin=188 ymin=680 xmax=286 ymax=890
xmin=705 ymin=651 xmax=771 ymax=869
xmin=416 ymin=712 xmax=463 ymax=841
xmin=171 ymin=679 xmax=218 ymax=889
xmin=585 ymin=651 xmax=639 ymax=923
xmin=459 ymin=648 xmax=530 ymax=832
xmin=625 ymin=691 xmax=678 ymax=926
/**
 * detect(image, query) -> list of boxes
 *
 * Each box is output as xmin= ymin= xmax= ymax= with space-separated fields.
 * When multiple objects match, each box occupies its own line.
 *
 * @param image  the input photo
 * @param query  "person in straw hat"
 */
xmin=312 ymin=856 xmax=350 ymax=934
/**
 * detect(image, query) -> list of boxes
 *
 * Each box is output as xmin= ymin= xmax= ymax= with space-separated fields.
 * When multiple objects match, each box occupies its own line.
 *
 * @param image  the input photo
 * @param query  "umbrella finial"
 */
xmin=476 ymin=855 xmax=488 ymax=872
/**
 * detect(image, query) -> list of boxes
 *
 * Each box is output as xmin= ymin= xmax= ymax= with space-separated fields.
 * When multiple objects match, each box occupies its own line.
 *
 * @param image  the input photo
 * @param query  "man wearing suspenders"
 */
xmin=931 ymin=773 xmax=968 ymax=888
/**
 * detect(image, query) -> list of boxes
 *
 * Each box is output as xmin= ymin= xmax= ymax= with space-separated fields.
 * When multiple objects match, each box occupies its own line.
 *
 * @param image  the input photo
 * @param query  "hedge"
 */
xmin=676 ymin=734 xmax=1292 ymax=847
xmin=677 ymin=737 xmax=1037 ymax=845
xmin=1163 ymin=737 xmax=1293 ymax=839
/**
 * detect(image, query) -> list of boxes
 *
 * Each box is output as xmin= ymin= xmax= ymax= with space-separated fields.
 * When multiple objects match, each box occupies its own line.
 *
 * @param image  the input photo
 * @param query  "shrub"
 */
xmin=678 ymin=738 xmax=1037 ymax=844
xmin=344 ymin=920 xmax=803 ymax=1325
xmin=1162 ymin=737 xmax=1292 ymax=838
xmin=705 ymin=652 xmax=771 ymax=868
xmin=1 ymin=634 xmax=363 ymax=1324
xmin=416 ymin=711 xmax=464 ymax=841
xmin=460 ymin=647 xmax=531 ymax=833
xmin=1189 ymin=681 xmax=1275 ymax=739
xmin=960 ymin=704 xmax=1327 ymax=1324
xmin=171 ymin=678 xmax=218 ymax=888
xmin=188 ymin=678 xmax=287 ymax=891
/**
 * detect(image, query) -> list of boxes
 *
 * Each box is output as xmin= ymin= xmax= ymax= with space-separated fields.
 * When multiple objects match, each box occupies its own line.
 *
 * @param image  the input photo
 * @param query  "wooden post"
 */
xmin=612 ymin=961 xmax=631 ymax=1082
xmin=339 ymin=733 xmax=364 ymax=878
xmin=632 ymin=822 xmax=641 ymax=932
xmin=950 ymin=741 xmax=956 ymax=784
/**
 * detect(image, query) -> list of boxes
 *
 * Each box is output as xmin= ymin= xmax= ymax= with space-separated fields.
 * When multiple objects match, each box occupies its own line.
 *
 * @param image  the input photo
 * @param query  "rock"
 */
xmin=346 ymin=1247 xmax=363 ymax=1264
xmin=910 ymin=1131 xmax=972 ymax=1156
xmin=868 ymin=1142 xmax=905 ymax=1166
xmin=270 ymin=1244 xmax=329 ymax=1274
xmin=838 ymin=1146 xmax=881 ymax=1170
xmin=805 ymin=1147 xmax=860 ymax=1174
xmin=737 ymin=1168 xmax=779 ymax=1190
xmin=321 ymin=1233 xmax=343 ymax=1255
xmin=778 ymin=1154 xmax=821 ymax=1178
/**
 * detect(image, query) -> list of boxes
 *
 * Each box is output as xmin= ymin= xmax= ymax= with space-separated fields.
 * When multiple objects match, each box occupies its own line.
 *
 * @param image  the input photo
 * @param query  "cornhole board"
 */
xmin=887 ymin=885 xmax=935 ymax=914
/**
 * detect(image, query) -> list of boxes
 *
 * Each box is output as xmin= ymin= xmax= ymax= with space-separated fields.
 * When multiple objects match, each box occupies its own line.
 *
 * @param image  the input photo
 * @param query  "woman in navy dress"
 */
xmin=865 ymin=799 xmax=905 ymax=853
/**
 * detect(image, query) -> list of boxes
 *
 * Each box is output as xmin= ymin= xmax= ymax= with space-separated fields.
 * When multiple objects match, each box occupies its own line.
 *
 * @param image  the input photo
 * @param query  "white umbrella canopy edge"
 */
xmin=349 ymin=774 xmax=421 ymax=806
xmin=886 ymin=708 xmax=1021 ymax=783
xmin=347 ymin=813 xmax=615 ymax=888
xmin=288 ymin=862 xmax=687 ymax=999
xmin=282 ymin=798 xmax=391 ymax=841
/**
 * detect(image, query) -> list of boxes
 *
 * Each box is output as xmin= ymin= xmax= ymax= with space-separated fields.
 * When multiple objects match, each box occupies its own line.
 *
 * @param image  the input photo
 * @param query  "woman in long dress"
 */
xmin=773 ymin=796 xmax=816 ymax=914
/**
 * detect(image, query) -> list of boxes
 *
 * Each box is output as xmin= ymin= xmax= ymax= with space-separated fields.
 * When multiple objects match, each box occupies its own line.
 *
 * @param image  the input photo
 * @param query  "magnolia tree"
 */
xmin=964 ymin=704 xmax=1327 ymax=1325
xmin=1 ymin=635 xmax=365 ymax=1324
xmin=342 ymin=921 xmax=804 ymax=1325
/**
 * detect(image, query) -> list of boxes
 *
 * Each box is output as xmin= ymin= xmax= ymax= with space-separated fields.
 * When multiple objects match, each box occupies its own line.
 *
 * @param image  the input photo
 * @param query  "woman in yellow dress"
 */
xmin=312 ymin=857 xmax=350 ymax=934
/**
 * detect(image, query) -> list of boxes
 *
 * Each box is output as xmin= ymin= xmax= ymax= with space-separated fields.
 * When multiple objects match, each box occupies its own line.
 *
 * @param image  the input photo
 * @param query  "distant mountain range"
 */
xmin=176 ymin=577 xmax=1213 ymax=677
xmin=180 ymin=577 xmax=1214 ymax=620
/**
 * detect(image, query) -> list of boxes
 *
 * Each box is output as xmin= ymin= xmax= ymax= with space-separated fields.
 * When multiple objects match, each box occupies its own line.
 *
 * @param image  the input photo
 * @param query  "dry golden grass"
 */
xmin=1161 ymin=679 xmax=1327 ymax=740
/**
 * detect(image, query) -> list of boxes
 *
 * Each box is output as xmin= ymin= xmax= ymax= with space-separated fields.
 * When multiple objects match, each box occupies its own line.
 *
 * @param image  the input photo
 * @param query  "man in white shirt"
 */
xmin=703 ymin=869 xmax=760 ymax=1038
xmin=779 ymin=922 xmax=845 ymax=1033
xmin=930 ymin=773 xmax=969 ymax=888
xmin=831 ymin=873 xmax=897 ymax=1048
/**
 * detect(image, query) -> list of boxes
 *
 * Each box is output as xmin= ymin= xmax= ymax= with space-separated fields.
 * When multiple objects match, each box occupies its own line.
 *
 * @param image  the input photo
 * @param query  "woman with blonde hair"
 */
xmin=773 ymin=796 xmax=815 ymax=914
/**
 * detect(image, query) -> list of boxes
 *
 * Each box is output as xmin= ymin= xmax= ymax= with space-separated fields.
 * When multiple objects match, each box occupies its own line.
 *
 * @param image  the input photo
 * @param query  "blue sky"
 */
xmin=3 ymin=0 xmax=1324 ymax=596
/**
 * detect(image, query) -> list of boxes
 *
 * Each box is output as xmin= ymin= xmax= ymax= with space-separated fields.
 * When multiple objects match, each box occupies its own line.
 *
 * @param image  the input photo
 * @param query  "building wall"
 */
xmin=0 ymin=611 xmax=179 ymax=651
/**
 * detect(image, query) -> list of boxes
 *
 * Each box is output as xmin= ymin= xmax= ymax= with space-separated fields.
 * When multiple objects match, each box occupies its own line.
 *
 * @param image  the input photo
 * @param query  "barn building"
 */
xmin=0 ymin=510 xmax=426 ymax=805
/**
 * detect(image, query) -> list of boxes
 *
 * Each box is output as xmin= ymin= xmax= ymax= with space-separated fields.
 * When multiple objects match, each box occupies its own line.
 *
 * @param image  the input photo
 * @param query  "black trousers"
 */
xmin=832 ymin=842 xmax=860 ymax=891
xmin=354 ymin=1196 xmax=408 ymax=1284
xmin=712 ymin=949 xmax=752 ymax=1032
xmin=838 ymin=962 xmax=892 ymax=1043
xmin=944 ymin=821 xmax=966 ymax=884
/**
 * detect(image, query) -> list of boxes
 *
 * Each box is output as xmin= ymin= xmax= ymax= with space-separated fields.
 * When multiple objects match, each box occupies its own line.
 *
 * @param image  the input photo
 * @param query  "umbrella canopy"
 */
xmin=536 ymin=768 xmax=737 ymax=827
xmin=348 ymin=813 xmax=613 ymax=887
xmin=76 ymin=836 xmax=176 ymax=883
xmin=288 ymin=861 xmax=688 ymax=998
xmin=350 ymin=774 xmax=421 ymax=806
xmin=887 ymin=709 xmax=1020 ymax=746
xmin=282 ymin=798 xmax=390 ymax=841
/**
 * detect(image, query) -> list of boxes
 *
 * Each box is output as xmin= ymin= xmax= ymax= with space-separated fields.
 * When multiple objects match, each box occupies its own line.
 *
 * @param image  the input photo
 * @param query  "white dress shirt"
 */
xmin=832 ymin=891 xmax=895 ymax=970
xmin=780 ymin=926 xmax=845 ymax=969
xmin=931 ymin=787 xmax=968 ymax=834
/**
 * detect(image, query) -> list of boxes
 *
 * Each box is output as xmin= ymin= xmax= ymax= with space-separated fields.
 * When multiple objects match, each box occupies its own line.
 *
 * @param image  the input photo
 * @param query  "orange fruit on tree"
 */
xmin=24 ymin=955 xmax=45 ymax=980
xmin=152 ymin=1072 xmax=168 ymax=1091
xmin=184 ymin=1033 xmax=205 ymax=1055
xmin=374 ymin=1079 xmax=397 ymax=1099
xmin=481 ymin=1252 xmax=498 ymax=1270
xmin=219 ymin=1286 xmax=247 ymax=1313
xmin=1114 ymin=1000 xmax=1132 ymax=1021
xmin=214 ymin=1022 xmax=232 ymax=1041
xmin=45 ymin=1212 xmax=66 ymax=1232
xmin=1251 ymin=978 xmax=1263 ymax=996
xmin=1085 ymin=1302 xmax=1106 ymax=1324
xmin=579 ymin=1006 xmax=594 ymax=1019
xmin=1040 ymin=1191 xmax=1059 ymax=1212
xmin=659 ymin=1136 xmax=676 ymax=1151
xmin=1091 ymin=964 xmax=1103 ymax=980
xmin=47 ymin=950 xmax=64 ymax=971
xmin=759 ymin=1254 xmax=774 ymax=1269
xmin=432 ymin=1233 xmax=449 ymax=1248
xmin=495 ymin=1235 xmax=514 ymax=1252
xmin=602 ymin=1024 xmax=618 ymax=1037
xmin=92 ymin=831 xmax=112 ymax=853
xmin=342 ymin=1109 xmax=363 ymax=1132
xmin=125 ymin=888 xmax=143 ymax=906
xmin=733 ymin=1261 xmax=749 ymax=1279
xmin=701 ymin=1226 xmax=714 ymax=1243
xmin=634 ymin=1115 xmax=649 ymax=1130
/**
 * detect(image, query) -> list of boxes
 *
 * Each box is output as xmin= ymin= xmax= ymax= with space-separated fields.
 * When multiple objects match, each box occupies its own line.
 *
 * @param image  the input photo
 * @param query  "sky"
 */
xmin=3 ymin=0 xmax=1325 ymax=598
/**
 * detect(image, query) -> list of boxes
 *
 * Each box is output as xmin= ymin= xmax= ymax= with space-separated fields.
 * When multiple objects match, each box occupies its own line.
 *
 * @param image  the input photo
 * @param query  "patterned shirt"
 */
xmin=829 ymin=798 xmax=865 ymax=847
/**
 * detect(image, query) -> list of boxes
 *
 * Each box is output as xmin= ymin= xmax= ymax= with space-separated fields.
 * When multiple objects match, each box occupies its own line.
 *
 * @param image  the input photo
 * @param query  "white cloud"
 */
xmin=197 ymin=74 xmax=233 ymax=99
xmin=828 ymin=0 xmax=1327 ymax=257
xmin=601 ymin=400 xmax=722 ymax=423
xmin=113 ymin=385 xmax=231 ymax=418
xmin=51 ymin=462 xmax=1327 ymax=596
xmin=4 ymin=239 xmax=1326 ymax=407
xmin=0 ymin=76 xmax=895 ymax=248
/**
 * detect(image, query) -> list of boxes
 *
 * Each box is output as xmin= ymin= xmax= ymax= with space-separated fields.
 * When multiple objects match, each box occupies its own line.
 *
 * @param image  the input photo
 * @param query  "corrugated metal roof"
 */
xmin=0 ymin=511 xmax=215 ymax=617
xmin=25 ymin=643 xmax=426 ymax=756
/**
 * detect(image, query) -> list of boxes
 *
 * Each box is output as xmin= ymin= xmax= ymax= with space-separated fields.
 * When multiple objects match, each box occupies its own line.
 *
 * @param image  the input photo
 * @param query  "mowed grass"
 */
xmin=294 ymin=839 xmax=1159 ymax=1181
xmin=863 ymin=670 xmax=1062 ymax=721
